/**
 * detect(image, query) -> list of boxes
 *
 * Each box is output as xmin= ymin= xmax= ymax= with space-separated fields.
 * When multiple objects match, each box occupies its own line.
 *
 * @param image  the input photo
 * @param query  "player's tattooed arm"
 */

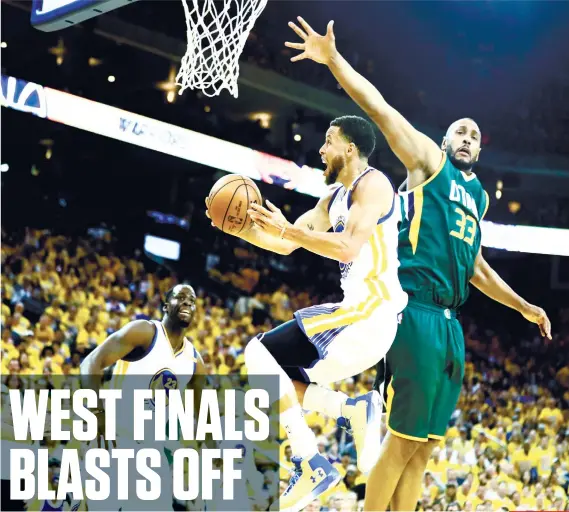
xmin=286 ymin=17 xmax=441 ymax=176
xmin=471 ymin=250 xmax=552 ymax=339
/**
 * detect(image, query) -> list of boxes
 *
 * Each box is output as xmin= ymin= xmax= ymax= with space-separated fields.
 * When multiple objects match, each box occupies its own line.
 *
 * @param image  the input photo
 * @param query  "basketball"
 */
xmin=207 ymin=174 xmax=262 ymax=234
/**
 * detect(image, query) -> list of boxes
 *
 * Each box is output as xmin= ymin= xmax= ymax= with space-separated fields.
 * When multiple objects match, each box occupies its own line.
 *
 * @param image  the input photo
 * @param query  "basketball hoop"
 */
xmin=176 ymin=0 xmax=268 ymax=98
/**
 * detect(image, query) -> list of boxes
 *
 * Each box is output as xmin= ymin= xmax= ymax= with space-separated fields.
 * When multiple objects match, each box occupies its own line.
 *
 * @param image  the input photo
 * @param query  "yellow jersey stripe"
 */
xmin=303 ymin=295 xmax=382 ymax=337
xmin=376 ymin=224 xmax=391 ymax=301
xmin=110 ymin=359 xmax=130 ymax=389
xmin=364 ymin=224 xmax=392 ymax=300
xmin=365 ymin=225 xmax=383 ymax=297
xmin=386 ymin=380 xmax=428 ymax=443
xmin=409 ymin=188 xmax=424 ymax=255
xmin=365 ymin=277 xmax=382 ymax=299
xmin=302 ymin=205 xmax=399 ymax=337
xmin=377 ymin=279 xmax=390 ymax=301
xmin=302 ymin=295 xmax=374 ymax=331
xmin=481 ymin=190 xmax=490 ymax=220
xmin=385 ymin=378 xmax=394 ymax=413
xmin=304 ymin=296 xmax=382 ymax=336
xmin=370 ymin=224 xmax=382 ymax=275
xmin=160 ymin=323 xmax=186 ymax=357
xmin=110 ymin=359 xmax=121 ymax=384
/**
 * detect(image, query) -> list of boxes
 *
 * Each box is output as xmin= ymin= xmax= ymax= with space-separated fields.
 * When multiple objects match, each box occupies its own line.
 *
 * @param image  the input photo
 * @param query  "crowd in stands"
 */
xmin=1 ymin=228 xmax=568 ymax=511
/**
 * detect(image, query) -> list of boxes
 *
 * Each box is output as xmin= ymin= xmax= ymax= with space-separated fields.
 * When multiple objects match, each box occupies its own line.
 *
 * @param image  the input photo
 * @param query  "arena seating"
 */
xmin=2 ymin=229 xmax=568 ymax=511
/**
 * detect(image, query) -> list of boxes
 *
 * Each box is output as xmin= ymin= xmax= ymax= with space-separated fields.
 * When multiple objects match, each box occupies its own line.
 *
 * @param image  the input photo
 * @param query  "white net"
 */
xmin=176 ymin=0 xmax=268 ymax=98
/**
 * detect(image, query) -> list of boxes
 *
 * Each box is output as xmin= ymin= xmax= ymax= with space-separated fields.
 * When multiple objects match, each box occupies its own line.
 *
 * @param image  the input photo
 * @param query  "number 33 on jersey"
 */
xmin=397 ymin=153 xmax=490 ymax=310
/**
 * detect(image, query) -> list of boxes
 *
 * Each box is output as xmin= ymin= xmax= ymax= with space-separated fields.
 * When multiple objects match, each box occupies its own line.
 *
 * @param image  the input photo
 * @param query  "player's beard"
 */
xmin=174 ymin=309 xmax=192 ymax=329
xmin=176 ymin=316 xmax=191 ymax=329
xmin=325 ymin=155 xmax=345 ymax=185
xmin=448 ymin=146 xmax=474 ymax=172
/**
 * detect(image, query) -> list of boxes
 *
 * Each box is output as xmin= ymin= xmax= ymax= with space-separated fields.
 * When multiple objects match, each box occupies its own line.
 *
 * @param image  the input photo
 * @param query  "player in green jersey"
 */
xmin=285 ymin=17 xmax=552 ymax=511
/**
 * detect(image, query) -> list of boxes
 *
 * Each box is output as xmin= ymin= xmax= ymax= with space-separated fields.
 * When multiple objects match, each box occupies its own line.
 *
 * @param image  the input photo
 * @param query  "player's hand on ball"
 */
xmin=285 ymin=17 xmax=337 ymax=65
xmin=248 ymin=200 xmax=290 ymax=238
xmin=521 ymin=304 xmax=552 ymax=340
xmin=204 ymin=196 xmax=216 ymax=228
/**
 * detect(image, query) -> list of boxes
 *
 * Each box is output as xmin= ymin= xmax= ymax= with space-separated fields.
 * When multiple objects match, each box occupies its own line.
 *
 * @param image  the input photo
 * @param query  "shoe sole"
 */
xmin=356 ymin=390 xmax=383 ymax=473
xmin=276 ymin=470 xmax=342 ymax=512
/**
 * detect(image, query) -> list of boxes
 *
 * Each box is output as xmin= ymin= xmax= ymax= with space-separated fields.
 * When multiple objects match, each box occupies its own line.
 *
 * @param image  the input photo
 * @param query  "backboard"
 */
xmin=31 ymin=0 xmax=138 ymax=32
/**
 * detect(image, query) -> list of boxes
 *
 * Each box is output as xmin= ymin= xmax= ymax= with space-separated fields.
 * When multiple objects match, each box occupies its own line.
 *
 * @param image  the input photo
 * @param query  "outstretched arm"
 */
xmin=470 ymin=251 xmax=552 ymax=339
xmin=249 ymin=171 xmax=394 ymax=264
xmin=286 ymin=17 xmax=442 ymax=175
xmin=205 ymin=191 xmax=333 ymax=255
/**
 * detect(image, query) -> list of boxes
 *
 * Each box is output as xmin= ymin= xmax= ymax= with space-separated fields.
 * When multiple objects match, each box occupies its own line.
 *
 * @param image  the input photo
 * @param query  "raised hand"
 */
xmin=285 ymin=17 xmax=337 ymax=65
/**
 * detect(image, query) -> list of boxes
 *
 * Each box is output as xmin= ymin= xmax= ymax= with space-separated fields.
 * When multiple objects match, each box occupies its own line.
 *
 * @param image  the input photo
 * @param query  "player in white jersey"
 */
xmin=80 ymin=284 xmax=207 ymax=512
xmin=206 ymin=115 xmax=407 ymax=511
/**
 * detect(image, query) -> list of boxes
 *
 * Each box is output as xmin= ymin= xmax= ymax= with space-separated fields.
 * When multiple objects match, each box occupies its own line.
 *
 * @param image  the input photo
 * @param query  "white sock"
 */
xmin=303 ymin=383 xmax=349 ymax=419
xmin=245 ymin=337 xmax=318 ymax=459
xmin=281 ymin=405 xmax=318 ymax=459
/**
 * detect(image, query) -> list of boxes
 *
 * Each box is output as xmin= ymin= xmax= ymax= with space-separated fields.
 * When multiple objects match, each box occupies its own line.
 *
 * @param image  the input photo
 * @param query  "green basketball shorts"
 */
xmin=385 ymin=297 xmax=465 ymax=442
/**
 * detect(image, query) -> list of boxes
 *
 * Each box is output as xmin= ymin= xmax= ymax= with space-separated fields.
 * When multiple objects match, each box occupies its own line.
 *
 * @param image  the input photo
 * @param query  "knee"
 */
xmin=244 ymin=336 xmax=262 ymax=360
xmin=244 ymin=336 xmax=267 ymax=373
xmin=383 ymin=432 xmax=421 ymax=464
xmin=413 ymin=439 xmax=440 ymax=466
xmin=244 ymin=335 xmax=296 ymax=401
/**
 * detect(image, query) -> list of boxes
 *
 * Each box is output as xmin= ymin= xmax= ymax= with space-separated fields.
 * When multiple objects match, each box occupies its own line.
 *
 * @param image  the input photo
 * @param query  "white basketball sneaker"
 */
xmin=338 ymin=390 xmax=383 ymax=473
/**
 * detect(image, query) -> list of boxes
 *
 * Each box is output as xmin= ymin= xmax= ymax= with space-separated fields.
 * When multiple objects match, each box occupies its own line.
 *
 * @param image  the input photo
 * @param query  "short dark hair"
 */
xmin=163 ymin=286 xmax=176 ymax=311
xmin=330 ymin=115 xmax=376 ymax=158
xmin=163 ymin=284 xmax=194 ymax=309
xmin=164 ymin=287 xmax=175 ymax=304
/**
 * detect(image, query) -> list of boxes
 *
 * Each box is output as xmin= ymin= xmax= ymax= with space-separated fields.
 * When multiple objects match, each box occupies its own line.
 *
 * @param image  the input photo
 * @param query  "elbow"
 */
xmin=79 ymin=353 xmax=92 ymax=374
xmin=471 ymin=257 xmax=491 ymax=287
xmin=339 ymin=248 xmax=357 ymax=265
xmin=338 ymin=241 xmax=361 ymax=264
xmin=80 ymin=351 xmax=90 ymax=367
xmin=80 ymin=349 xmax=101 ymax=374
xmin=470 ymin=269 xmax=486 ymax=289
